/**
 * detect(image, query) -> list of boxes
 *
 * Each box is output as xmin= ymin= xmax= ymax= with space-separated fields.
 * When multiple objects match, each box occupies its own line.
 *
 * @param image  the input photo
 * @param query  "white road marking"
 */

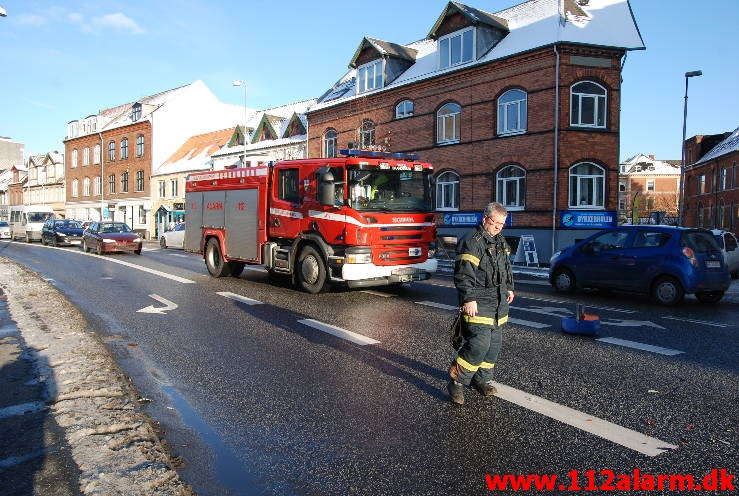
xmin=584 ymin=305 xmax=636 ymax=315
xmin=217 ymin=292 xmax=263 ymax=305
xmin=596 ymin=337 xmax=684 ymax=356
xmin=601 ymin=319 xmax=666 ymax=330
xmin=493 ymin=383 xmax=677 ymax=456
xmin=360 ymin=290 xmax=393 ymax=297
xmin=0 ymin=325 xmax=18 ymax=338
xmin=663 ymin=316 xmax=728 ymax=328
xmin=298 ymin=319 xmax=380 ymax=346
xmin=0 ymin=401 xmax=46 ymax=420
xmin=243 ymin=266 xmax=267 ymax=273
xmin=169 ymin=253 xmax=189 ymax=258
xmin=137 ymin=294 xmax=178 ymax=314
xmin=415 ymin=301 xmax=551 ymax=328
xmin=512 ymin=305 xmax=572 ymax=318
xmin=515 ymin=279 xmax=550 ymax=286
xmin=416 ymin=300 xmax=457 ymax=311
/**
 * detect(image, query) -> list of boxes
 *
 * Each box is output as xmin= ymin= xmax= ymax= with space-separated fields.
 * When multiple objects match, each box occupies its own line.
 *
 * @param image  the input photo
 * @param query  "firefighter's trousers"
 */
xmin=450 ymin=312 xmax=507 ymax=386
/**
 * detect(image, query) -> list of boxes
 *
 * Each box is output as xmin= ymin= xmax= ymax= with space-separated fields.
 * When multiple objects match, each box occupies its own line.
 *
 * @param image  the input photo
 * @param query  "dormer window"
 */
xmin=131 ymin=103 xmax=142 ymax=122
xmin=357 ymin=59 xmax=383 ymax=94
xmin=439 ymin=27 xmax=474 ymax=69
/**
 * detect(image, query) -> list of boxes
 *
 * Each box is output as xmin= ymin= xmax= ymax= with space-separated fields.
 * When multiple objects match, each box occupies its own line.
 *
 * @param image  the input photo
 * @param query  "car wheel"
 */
xmin=82 ymin=240 xmax=89 ymax=252
xmin=695 ymin=291 xmax=724 ymax=304
xmin=552 ymin=268 xmax=576 ymax=293
xmin=229 ymin=262 xmax=245 ymax=278
xmin=51 ymin=236 xmax=58 ymax=247
xmin=96 ymin=242 xmax=103 ymax=256
xmin=160 ymin=236 xmax=167 ymax=249
xmin=134 ymin=248 xmax=142 ymax=255
xmin=41 ymin=236 xmax=47 ymax=246
xmin=651 ymin=276 xmax=684 ymax=306
xmin=297 ymin=245 xmax=327 ymax=294
xmin=205 ymin=238 xmax=231 ymax=277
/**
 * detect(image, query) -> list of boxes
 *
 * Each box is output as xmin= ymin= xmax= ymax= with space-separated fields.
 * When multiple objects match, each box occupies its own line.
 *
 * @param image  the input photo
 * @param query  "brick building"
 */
xmin=683 ymin=127 xmax=739 ymax=234
xmin=63 ymin=80 xmax=245 ymax=238
xmin=618 ymin=154 xmax=680 ymax=224
xmin=305 ymin=0 xmax=644 ymax=260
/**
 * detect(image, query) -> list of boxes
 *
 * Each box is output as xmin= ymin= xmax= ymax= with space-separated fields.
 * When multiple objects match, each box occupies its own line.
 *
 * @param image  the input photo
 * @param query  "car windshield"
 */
xmin=348 ymin=167 xmax=432 ymax=212
xmin=100 ymin=223 xmax=132 ymax=233
xmin=682 ymin=231 xmax=720 ymax=253
xmin=28 ymin=212 xmax=54 ymax=223
xmin=55 ymin=220 xmax=81 ymax=228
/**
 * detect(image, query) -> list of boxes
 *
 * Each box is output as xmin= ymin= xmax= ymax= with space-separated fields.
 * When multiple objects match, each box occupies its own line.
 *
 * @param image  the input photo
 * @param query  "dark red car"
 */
xmin=82 ymin=222 xmax=142 ymax=255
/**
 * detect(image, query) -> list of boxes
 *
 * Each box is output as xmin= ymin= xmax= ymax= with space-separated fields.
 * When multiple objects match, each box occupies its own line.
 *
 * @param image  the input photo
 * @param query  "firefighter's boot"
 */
xmin=447 ymin=380 xmax=465 ymax=405
xmin=473 ymin=379 xmax=498 ymax=397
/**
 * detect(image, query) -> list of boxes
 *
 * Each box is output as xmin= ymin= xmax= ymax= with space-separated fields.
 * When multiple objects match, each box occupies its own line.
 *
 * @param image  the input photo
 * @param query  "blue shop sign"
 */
xmin=560 ymin=210 xmax=617 ymax=229
xmin=442 ymin=212 xmax=512 ymax=227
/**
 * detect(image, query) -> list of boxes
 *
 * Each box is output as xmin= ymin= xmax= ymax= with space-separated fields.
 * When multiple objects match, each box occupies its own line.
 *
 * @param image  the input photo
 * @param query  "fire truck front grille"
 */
xmin=376 ymin=248 xmax=424 ymax=265
xmin=380 ymin=226 xmax=424 ymax=232
xmin=380 ymin=234 xmax=422 ymax=241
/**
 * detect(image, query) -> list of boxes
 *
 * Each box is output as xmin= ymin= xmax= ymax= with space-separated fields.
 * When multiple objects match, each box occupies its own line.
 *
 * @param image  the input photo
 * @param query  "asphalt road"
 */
xmin=2 ymin=240 xmax=737 ymax=496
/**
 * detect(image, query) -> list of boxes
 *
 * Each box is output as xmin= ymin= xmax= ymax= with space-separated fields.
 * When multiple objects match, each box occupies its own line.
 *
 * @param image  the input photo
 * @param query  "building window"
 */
xmin=170 ymin=178 xmax=178 ymax=197
xmin=618 ymin=198 xmax=626 ymax=210
xmin=108 ymin=141 xmax=116 ymax=161
xmin=647 ymin=179 xmax=655 ymax=191
xmin=159 ymin=181 xmax=166 ymax=198
xmin=619 ymin=181 xmax=626 ymax=193
xmin=139 ymin=205 xmax=146 ymax=224
xmin=497 ymin=89 xmax=527 ymax=135
xmin=699 ymin=174 xmax=706 ymax=194
xmin=72 ymin=179 xmax=78 ymax=197
xmin=121 ymin=138 xmax=128 ymax=159
xmin=83 ymin=147 xmax=90 ymax=166
xmin=136 ymin=170 xmax=144 ymax=192
xmin=570 ymin=81 xmax=607 ymax=128
xmin=569 ymin=162 xmax=605 ymax=208
xmin=94 ymin=176 xmax=101 ymax=196
xmin=359 ymin=119 xmax=375 ymax=148
xmin=395 ymin=100 xmax=414 ymax=119
xmin=357 ymin=59 xmax=383 ymax=94
xmin=720 ymin=167 xmax=728 ymax=190
xmin=496 ymin=165 xmax=526 ymax=209
xmin=323 ymin=129 xmax=337 ymax=158
xmin=121 ymin=171 xmax=129 ymax=193
xmin=83 ymin=177 xmax=90 ymax=196
xmin=93 ymin=144 xmax=101 ymax=165
xmin=136 ymin=135 xmax=144 ymax=157
xmin=72 ymin=149 xmax=78 ymax=168
xmin=108 ymin=174 xmax=116 ymax=194
xmin=437 ymin=103 xmax=460 ymax=144
xmin=131 ymin=103 xmax=142 ymax=122
xmin=435 ymin=170 xmax=459 ymax=211
xmin=439 ymin=27 xmax=474 ymax=69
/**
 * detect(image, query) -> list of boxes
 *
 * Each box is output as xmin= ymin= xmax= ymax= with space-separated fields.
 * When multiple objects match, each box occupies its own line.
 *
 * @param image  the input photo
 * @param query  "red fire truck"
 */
xmin=184 ymin=150 xmax=438 ymax=293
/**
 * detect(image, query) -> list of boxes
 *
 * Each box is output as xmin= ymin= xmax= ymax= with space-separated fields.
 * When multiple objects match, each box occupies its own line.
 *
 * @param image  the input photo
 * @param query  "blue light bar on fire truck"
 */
xmin=339 ymin=149 xmax=419 ymax=161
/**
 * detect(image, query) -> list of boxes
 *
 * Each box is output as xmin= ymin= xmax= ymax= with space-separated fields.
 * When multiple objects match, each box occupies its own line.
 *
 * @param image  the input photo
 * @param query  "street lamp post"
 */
xmin=678 ymin=70 xmax=702 ymax=226
xmin=232 ymin=80 xmax=248 ymax=166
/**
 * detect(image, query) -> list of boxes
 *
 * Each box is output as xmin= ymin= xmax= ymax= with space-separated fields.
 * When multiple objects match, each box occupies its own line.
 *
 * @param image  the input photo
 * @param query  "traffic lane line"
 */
xmin=596 ymin=337 xmax=684 ymax=356
xmin=415 ymin=301 xmax=551 ymax=329
xmin=492 ymin=383 xmax=677 ymax=457
xmin=662 ymin=316 xmax=728 ymax=328
xmin=217 ymin=292 xmax=263 ymax=306
xmin=298 ymin=319 xmax=381 ymax=346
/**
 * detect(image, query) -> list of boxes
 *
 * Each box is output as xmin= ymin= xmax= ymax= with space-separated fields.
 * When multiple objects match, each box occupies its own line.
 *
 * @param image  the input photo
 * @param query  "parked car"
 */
xmin=160 ymin=222 xmax=185 ymax=249
xmin=710 ymin=229 xmax=739 ymax=278
xmin=82 ymin=222 xmax=142 ymax=255
xmin=549 ymin=226 xmax=731 ymax=305
xmin=0 ymin=221 xmax=10 ymax=239
xmin=41 ymin=219 xmax=84 ymax=247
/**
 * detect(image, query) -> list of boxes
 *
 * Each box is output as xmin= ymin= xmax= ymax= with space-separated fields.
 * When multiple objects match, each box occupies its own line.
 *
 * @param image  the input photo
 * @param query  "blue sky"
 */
xmin=1 ymin=0 xmax=737 ymax=162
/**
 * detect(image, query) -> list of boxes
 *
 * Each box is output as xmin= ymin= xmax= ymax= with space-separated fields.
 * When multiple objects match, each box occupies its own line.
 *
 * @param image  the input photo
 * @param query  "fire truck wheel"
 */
xmin=205 ymin=238 xmax=232 ymax=277
xmin=297 ymin=246 xmax=327 ymax=294
xmin=228 ymin=262 xmax=245 ymax=277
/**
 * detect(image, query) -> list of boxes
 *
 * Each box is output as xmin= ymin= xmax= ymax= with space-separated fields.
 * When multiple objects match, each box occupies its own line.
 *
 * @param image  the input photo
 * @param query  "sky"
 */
xmin=0 ymin=0 xmax=737 ymax=162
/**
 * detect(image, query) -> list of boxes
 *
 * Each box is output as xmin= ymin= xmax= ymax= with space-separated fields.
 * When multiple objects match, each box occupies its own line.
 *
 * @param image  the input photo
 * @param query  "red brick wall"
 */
xmin=684 ymin=149 xmax=739 ymax=233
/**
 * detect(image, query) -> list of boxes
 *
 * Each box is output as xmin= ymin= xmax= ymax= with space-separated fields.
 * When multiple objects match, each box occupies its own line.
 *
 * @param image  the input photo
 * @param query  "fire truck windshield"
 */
xmin=348 ymin=168 xmax=432 ymax=212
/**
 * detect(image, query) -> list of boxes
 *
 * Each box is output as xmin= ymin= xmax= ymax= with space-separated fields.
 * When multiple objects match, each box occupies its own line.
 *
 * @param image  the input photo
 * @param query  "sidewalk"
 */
xmin=0 ymin=258 xmax=193 ymax=495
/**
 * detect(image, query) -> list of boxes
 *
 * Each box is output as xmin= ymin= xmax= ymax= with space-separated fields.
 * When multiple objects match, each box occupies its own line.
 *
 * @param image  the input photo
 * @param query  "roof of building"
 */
xmin=154 ymin=127 xmax=236 ymax=176
xmin=428 ymin=1 xmax=509 ymax=38
xmin=693 ymin=126 xmax=739 ymax=166
xmin=313 ymin=0 xmax=644 ymax=110
xmin=349 ymin=38 xmax=419 ymax=68
xmin=620 ymin=154 xmax=680 ymax=176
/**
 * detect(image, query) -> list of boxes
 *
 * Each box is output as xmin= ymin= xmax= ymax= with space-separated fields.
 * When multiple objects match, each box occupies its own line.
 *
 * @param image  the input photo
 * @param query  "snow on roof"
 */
xmin=313 ymin=0 xmax=644 ymax=111
xmin=47 ymin=151 xmax=64 ymax=164
xmin=693 ymin=126 xmax=739 ymax=166
xmin=154 ymin=127 xmax=235 ymax=176
xmin=621 ymin=154 xmax=680 ymax=175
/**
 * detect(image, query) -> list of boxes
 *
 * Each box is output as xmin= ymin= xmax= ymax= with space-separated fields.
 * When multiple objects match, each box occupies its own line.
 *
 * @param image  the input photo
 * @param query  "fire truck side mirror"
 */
xmin=317 ymin=170 xmax=335 ymax=207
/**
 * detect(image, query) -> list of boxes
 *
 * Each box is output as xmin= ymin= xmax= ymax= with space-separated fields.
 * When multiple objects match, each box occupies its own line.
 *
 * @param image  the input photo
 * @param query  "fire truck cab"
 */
xmin=185 ymin=150 xmax=438 ymax=293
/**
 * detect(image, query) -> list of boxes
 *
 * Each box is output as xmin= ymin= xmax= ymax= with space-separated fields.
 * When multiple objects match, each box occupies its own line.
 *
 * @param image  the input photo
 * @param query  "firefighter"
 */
xmin=448 ymin=202 xmax=515 ymax=405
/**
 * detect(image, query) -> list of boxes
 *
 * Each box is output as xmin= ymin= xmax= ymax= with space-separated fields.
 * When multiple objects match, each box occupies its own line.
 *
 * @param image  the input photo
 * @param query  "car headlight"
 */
xmin=103 ymin=238 xmax=117 ymax=243
xmin=550 ymin=250 xmax=562 ymax=262
xmin=132 ymin=237 xmax=141 ymax=242
xmin=345 ymin=253 xmax=372 ymax=264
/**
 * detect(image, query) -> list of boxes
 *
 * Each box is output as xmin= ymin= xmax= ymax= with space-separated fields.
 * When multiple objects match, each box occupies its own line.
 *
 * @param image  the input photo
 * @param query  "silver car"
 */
xmin=0 ymin=221 xmax=10 ymax=239
xmin=711 ymin=229 xmax=739 ymax=278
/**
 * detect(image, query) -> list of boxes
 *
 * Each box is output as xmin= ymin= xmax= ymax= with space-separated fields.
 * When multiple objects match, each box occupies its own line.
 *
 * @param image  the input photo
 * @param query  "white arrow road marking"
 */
xmin=298 ymin=319 xmax=380 ymax=346
xmin=596 ymin=337 xmax=684 ymax=356
xmin=663 ymin=316 xmax=728 ymax=328
xmin=492 ymin=383 xmax=677 ymax=456
xmin=360 ymin=290 xmax=393 ymax=297
xmin=137 ymin=294 xmax=178 ymax=314
xmin=601 ymin=319 xmax=665 ymax=330
xmin=415 ymin=301 xmax=551 ymax=329
xmin=511 ymin=305 xmax=573 ymax=318
xmin=217 ymin=292 xmax=262 ymax=305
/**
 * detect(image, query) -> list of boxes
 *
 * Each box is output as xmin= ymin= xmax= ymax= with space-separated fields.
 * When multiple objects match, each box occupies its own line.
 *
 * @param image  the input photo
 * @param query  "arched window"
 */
xmin=571 ymin=81 xmax=607 ymax=128
xmin=72 ymin=149 xmax=78 ymax=168
xmin=135 ymin=170 xmax=144 ymax=192
xmin=108 ymin=141 xmax=116 ymax=161
xmin=395 ymin=100 xmax=414 ymax=119
xmin=496 ymin=165 xmax=526 ymax=209
xmin=437 ymin=103 xmax=460 ymax=144
xmin=108 ymin=174 xmax=116 ymax=194
xmin=93 ymin=144 xmax=101 ymax=165
xmin=94 ymin=176 xmax=101 ymax=196
xmin=83 ymin=147 xmax=90 ymax=166
xmin=569 ymin=162 xmax=605 ymax=208
xmin=497 ymin=89 xmax=527 ymax=135
xmin=359 ymin=119 xmax=375 ymax=148
xmin=71 ymin=178 xmax=79 ymax=197
xmin=136 ymin=135 xmax=144 ymax=157
xmin=83 ymin=177 xmax=90 ymax=196
xmin=323 ymin=129 xmax=337 ymax=158
xmin=121 ymin=138 xmax=128 ymax=159
xmin=436 ymin=170 xmax=459 ymax=211
xmin=121 ymin=171 xmax=129 ymax=193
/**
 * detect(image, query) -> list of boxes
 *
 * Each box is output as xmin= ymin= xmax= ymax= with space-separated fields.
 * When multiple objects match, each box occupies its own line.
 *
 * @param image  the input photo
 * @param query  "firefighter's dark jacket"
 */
xmin=454 ymin=225 xmax=514 ymax=309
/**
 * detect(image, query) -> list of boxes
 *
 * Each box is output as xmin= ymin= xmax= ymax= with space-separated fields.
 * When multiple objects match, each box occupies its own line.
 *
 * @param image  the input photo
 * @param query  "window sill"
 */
xmin=436 ymin=140 xmax=460 ymax=146
xmin=567 ymin=206 xmax=606 ymax=210
xmin=497 ymin=130 xmax=526 ymax=137
xmin=504 ymin=206 xmax=525 ymax=211
xmin=436 ymin=207 xmax=459 ymax=212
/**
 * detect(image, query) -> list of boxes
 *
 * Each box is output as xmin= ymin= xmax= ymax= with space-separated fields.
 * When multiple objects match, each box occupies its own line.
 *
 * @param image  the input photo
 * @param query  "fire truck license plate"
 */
xmin=408 ymin=247 xmax=421 ymax=257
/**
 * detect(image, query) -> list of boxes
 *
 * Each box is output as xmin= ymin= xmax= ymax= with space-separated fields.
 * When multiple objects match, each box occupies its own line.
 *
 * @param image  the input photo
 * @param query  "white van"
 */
xmin=9 ymin=205 xmax=55 ymax=242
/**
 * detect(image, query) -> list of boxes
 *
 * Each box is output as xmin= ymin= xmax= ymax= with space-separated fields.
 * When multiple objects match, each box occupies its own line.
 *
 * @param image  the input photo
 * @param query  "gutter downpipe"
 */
xmin=551 ymin=43 xmax=560 ymax=257
xmin=98 ymin=131 xmax=104 ymax=222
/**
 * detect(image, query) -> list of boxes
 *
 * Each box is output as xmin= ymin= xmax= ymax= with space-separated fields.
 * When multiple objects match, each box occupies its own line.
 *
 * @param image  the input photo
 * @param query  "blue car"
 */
xmin=41 ymin=219 xmax=84 ymax=247
xmin=549 ymin=226 xmax=731 ymax=305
